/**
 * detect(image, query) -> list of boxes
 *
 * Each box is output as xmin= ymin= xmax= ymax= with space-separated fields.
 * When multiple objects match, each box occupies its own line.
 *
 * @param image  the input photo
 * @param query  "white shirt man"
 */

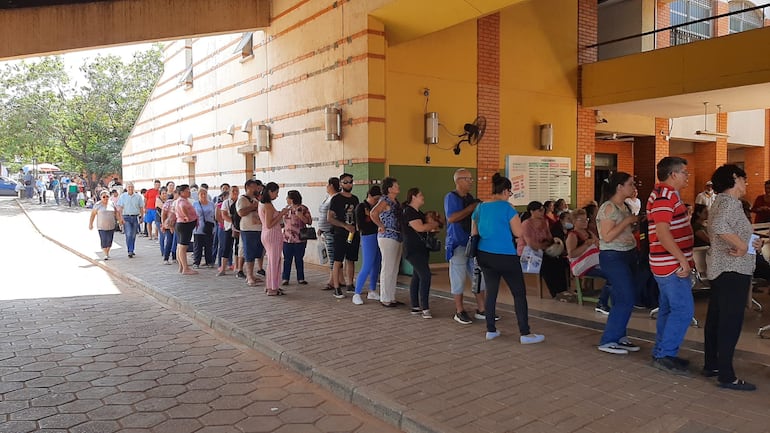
xmin=695 ymin=181 xmax=716 ymax=209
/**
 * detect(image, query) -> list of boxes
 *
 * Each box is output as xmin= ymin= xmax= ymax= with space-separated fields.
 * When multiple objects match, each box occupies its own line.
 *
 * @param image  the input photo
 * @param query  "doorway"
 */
xmin=594 ymin=153 xmax=617 ymax=203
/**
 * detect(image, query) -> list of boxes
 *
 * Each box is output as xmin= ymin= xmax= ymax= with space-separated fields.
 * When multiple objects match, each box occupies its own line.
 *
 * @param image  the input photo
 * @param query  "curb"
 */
xmin=16 ymin=199 xmax=462 ymax=433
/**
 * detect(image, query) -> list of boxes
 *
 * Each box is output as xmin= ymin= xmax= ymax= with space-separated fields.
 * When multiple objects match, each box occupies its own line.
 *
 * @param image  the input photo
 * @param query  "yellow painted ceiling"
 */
xmin=370 ymin=0 xmax=529 ymax=45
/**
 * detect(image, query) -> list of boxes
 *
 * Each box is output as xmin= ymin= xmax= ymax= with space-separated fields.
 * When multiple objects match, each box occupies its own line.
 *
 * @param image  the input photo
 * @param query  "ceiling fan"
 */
xmin=596 ymin=132 xmax=634 ymax=142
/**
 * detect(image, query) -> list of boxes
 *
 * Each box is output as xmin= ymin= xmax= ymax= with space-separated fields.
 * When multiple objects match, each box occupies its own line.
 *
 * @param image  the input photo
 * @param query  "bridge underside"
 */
xmin=0 ymin=0 xmax=270 ymax=59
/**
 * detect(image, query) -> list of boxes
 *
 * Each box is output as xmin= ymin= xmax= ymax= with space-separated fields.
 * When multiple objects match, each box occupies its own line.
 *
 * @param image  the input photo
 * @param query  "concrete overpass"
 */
xmin=0 ymin=0 xmax=270 ymax=60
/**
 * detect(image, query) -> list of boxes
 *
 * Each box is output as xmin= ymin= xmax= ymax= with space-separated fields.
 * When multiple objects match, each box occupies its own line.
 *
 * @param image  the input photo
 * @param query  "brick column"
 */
xmin=577 ymin=0 xmax=597 ymax=207
xmin=476 ymin=13 xmax=500 ymax=201
xmin=714 ymin=0 xmax=729 ymax=37
xmin=656 ymin=1 xmax=671 ymax=49
xmin=634 ymin=117 xmax=670 ymax=200
xmin=693 ymin=112 xmax=727 ymax=202
xmin=744 ymin=110 xmax=770 ymax=201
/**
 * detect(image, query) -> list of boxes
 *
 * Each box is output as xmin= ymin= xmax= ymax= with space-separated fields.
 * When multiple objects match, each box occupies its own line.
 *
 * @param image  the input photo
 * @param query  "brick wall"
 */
xmin=634 ymin=118 xmax=670 ymax=201
xmin=577 ymin=0 xmax=598 ymax=207
xmin=656 ymin=1 xmax=670 ymax=49
xmin=714 ymin=0 xmax=729 ymax=37
xmin=476 ymin=13 xmax=500 ymax=201
xmin=595 ymin=140 xmax=634 ymax=174
xmin=745 ymin=110 xmax=770 ymax=201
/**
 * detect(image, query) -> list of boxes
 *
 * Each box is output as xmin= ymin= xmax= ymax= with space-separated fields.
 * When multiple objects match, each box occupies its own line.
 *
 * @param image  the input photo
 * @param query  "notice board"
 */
xmin=505 ymin=155 xmax=571 ymax=206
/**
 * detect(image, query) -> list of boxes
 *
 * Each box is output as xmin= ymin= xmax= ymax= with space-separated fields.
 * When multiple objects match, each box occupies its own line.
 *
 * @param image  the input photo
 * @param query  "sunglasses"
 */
xmin=341 ymin=180 xmax=353 ymax=185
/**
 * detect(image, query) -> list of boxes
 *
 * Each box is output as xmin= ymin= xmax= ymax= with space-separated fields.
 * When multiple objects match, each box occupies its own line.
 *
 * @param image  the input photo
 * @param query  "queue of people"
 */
xmin=84 ymin=160 xmax=765 ymax=390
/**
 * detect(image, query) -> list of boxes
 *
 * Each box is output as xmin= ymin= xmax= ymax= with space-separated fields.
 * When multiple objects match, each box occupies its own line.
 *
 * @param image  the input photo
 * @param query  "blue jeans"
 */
xmin=355 ymin=233 xmax=381 ymax=294
xmin=282 ymin=242 xmax=307 ymax=281
xmin=161 ymin=230 xmax=177 ymax=260
xmin=598 ymin=249 xmax=638 ymax=345
xmin=584 ymin=267 xmax=611 ymax=306
xmin=653 ymin=272 xmax=694 ymax=359
xmin=122 ymin=215 xmax=139 ymax=254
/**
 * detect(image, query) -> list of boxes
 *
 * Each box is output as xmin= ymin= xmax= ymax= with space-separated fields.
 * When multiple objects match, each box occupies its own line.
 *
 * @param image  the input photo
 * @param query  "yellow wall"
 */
xmin=499 ymin=0 xmax=578 ymax=163
xmin=385 ymin=20 xmax=479 ymax=169
xmin=583 ymin=25 xmax=770 ymax=107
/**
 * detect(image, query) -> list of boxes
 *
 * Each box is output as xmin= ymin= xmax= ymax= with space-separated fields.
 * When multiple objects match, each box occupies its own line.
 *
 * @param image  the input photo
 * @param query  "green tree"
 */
xmin=0 ymin=45 xmax=162 ymax=188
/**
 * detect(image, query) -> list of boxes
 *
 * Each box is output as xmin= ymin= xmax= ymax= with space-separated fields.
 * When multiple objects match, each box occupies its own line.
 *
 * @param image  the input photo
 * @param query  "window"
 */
xmin=670 ymin=0 xmax=712 ymax=45
xmin=179 ymin=39 xmax=193 ymax=88
xmin=729 ymin=1 xmax=763 ymax=33
xmin=233 ymin=32 xmax=254 ymax=60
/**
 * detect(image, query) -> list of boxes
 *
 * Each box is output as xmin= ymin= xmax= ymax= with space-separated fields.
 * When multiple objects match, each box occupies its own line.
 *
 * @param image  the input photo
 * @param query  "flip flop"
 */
xmin=182 ymin=270 xmax=198 ymax=275
xmin=247 ymin=281 xmax=258 ymax=287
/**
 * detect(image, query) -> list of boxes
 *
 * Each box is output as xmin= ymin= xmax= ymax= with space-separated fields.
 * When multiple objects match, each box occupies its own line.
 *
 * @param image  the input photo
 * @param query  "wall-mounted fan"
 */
xmin=453 ymin=116 xmax=487 ymax=155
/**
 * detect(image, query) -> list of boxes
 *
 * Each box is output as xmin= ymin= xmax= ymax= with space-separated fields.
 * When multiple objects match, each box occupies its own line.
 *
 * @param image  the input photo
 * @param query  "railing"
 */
xmin=670 ymin=28 xmax=709 ymax=46
xmin=587 ymin=2 xmax=769 ymax=60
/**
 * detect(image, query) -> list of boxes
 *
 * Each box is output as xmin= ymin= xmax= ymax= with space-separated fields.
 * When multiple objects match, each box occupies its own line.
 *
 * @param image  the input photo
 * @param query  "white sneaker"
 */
xmin=520 ymin=334 xmax=545 ymax=345
xmin=163 ymin=260 xmax=170 ymax=265
xmin=352 ymin=294 xmax=364 ymax=305
xmin=367 ymin=291 xmax=380 ymax=301
xmin=421 ymin=310 xmax=432 ymax=319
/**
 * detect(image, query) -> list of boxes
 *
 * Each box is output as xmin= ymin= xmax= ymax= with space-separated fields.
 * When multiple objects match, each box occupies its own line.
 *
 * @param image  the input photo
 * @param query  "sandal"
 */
xmin=322 ymin=284 xmax=334 ymax=291
xmin=266 ymin=289 xmax=280 ymax=296
xmin=276 ymin=288 xmax=286 ymax=296
xmin=247 ymin=280 xmax=258 ymax=287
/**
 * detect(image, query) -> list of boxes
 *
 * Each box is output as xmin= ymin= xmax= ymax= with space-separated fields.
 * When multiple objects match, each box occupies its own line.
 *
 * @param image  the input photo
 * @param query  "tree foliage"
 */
xmin=0 ymin=45 xmax=162 ymax=187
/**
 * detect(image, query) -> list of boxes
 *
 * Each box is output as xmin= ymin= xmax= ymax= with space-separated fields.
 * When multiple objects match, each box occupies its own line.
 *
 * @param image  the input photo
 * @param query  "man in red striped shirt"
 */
xmin=646 ymin=156 xmax=695 ymax=375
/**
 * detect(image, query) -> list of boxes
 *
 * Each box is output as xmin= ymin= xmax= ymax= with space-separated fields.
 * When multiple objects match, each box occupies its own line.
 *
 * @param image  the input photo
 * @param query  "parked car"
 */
xmin=0 ymin=176 xmax=19 ymax=196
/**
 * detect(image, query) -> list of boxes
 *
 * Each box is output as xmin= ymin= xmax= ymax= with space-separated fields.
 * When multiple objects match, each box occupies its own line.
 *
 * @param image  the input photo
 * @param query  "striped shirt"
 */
xmin=646 ymin=183 xmax=694 ymax=276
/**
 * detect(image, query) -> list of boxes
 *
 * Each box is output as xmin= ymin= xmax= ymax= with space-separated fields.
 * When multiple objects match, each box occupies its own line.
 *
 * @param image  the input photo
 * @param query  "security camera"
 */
xmin=594 ymin=110 xmax=608 ymax=124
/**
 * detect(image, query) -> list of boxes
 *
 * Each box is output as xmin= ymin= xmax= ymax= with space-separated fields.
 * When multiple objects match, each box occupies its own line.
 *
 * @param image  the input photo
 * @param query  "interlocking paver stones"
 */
xmin=118 ymin=411 xmax=168 ymax=428
xmin=151 ymin=418 xmax=203 ymax=433
xmin=8 ymin=406 xmax=57 ymax=421
xmin=37 ymin=413 xmax=88 ymax=429
xmin=70 ymin=420 xmax=122 ymax=433
xmin=236 ymin=416 xmax=283 ymax=433
xmin=0 ymin=420 xmax=38 ymax=433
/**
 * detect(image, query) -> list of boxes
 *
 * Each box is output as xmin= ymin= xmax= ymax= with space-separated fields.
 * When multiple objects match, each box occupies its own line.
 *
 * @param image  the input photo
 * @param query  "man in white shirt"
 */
xmin=695 ymin=180 xmax=716 ymax=209
xmin=116 ymin=182 xmax=145 ymax=258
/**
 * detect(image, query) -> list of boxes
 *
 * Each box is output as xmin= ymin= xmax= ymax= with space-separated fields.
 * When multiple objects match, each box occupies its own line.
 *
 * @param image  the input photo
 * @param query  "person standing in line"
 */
xmin=161 ymin=188 xmax=178 ymax=264
xmin=472 ymin=173 xmax=544 ymax=344
xmin=595 ymin=172 xmax=640 ymax=355
xmin=403 ymin=187 xmax=441 ymax=319
xmin=50 ymin=176 xmax=60 ymax=205
xmin=192 ymin=188 xmax=216 ymax=269
xmin=695 ymin=180 xmax=716 ymax=210
xmin=647 ymin=157 xmax=694 ymax=373
xmin=217 ymin=186 xmax=239 ymax=277
xmin=352 ymin=185 xmax=383 ymax=305
xmin=89 ymin=191 xmax=117 ymax=260
xmin=174 ymin=184 xmax=199 ymax=275
xmin=259 ymin=182 xmax=290 ymax=296
xmin=237 ymin=179 xmax=265 ymax=287
xmin=444 ymin=169 xmax=488 ymax=325
xmin=144 ymin=180 xmax=161 ymax=241
xmin=281 ymin=190 xmax=312 ymax=285
xmin=370 ymin=177 xmax=403 ymax=308
xmin=116 ymin=182 xmax=145 ymax=258
xmin=157 ymin=188 xmax=170 ymax=260
xmin=318 ymin=177 xmax=340 ymax=291
xmin=36 ymin=177 xmax=47 ymax=204
xmin=213 ymin=183 xmax=230 ymax=268
xmin=704 ymin=164 xmax=760 ymax=391
xmin=327 ymin=173 xmax=361 ymax=299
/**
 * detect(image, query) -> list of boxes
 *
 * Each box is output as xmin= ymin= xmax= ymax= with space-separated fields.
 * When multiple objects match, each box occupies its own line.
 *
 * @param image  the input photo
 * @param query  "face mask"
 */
xmin=563 ymin=222 xmax=574 ymax=230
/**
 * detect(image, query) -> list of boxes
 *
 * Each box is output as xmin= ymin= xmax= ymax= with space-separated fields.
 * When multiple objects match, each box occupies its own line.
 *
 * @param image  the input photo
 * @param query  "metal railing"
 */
xmin=587 ymin=2 xmax=769 ymax=53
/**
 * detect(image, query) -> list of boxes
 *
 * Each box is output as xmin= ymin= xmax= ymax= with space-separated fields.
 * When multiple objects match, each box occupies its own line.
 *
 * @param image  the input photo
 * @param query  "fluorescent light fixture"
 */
xmin=695 ymin=130 xmax=729 ymax=138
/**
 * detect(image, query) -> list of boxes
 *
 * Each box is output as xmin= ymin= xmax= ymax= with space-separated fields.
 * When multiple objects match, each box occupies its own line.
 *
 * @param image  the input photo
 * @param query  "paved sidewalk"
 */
xmin=17 ymin=199 xmax=770 ymax=433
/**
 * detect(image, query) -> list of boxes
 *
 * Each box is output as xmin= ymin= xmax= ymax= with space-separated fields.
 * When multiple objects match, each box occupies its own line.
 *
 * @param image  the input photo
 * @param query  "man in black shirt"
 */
xmin=328 ymin=173 xmax=360 ymax=299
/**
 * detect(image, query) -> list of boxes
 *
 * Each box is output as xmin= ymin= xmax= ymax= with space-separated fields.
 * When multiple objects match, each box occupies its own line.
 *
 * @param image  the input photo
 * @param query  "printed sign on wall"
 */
xmin=505 ymin=155 xmax=571 ymax=206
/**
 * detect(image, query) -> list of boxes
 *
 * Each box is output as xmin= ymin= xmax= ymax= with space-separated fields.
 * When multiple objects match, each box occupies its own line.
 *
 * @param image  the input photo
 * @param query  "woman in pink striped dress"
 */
xmin=258 ymin=182 xmax=290 ymax=296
